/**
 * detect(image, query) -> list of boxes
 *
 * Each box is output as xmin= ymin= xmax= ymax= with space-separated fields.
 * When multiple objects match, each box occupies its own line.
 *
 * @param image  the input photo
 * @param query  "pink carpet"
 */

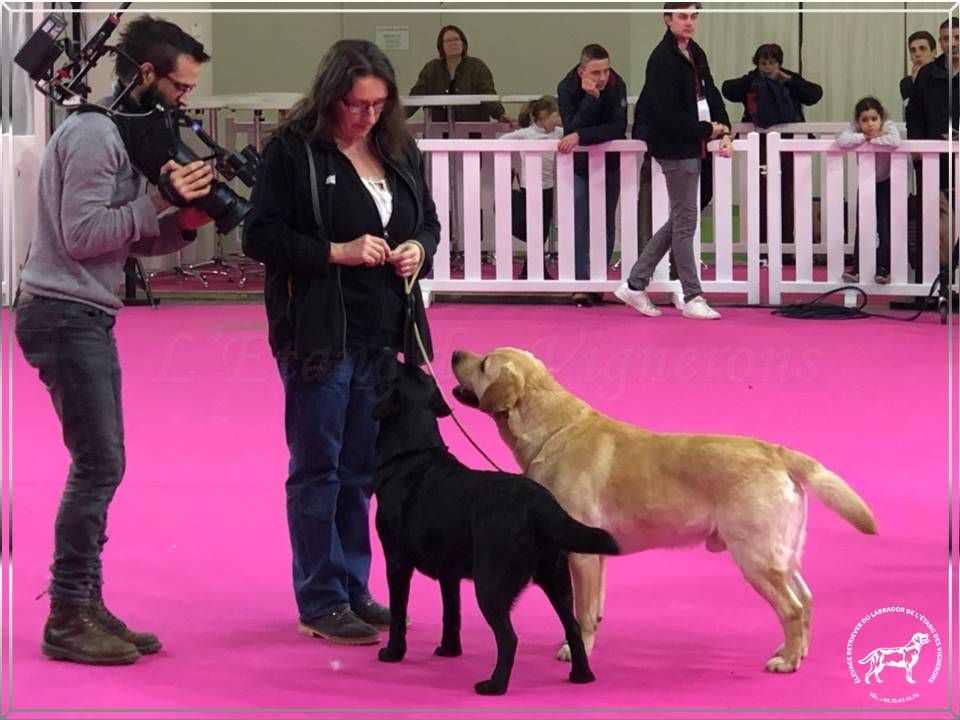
xmin=2 ymin=301 xmax=956 ymax=719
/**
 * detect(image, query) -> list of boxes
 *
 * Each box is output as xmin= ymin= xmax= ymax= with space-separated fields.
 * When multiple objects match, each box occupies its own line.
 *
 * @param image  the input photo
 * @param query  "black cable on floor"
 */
xmin=771 ymin=277 xmax=943 ymax=321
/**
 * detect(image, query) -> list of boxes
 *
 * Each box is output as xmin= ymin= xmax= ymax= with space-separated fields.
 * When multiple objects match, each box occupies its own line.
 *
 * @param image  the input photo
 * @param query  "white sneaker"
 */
xmin=672 ymin=292 xmax=684 ymax=310
xmin=682 ymin=296 xmax=721 ymax=320
xmin=614 ymin=282 xmax=661 ymax=317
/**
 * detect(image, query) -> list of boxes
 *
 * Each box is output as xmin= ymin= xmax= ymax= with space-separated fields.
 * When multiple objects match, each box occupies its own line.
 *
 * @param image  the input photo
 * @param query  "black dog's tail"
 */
xmin=531 ymin=493 xmax=619 ymax=555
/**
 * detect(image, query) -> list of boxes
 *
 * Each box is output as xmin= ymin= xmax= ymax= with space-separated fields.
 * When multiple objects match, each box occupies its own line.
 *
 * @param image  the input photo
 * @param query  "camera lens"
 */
xmin=192 ymin=182 xmax=253 ymax=235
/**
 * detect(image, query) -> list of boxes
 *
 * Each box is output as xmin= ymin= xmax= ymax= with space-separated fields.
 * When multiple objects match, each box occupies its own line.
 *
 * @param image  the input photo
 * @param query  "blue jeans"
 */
xmin=15 ymin=297 xmax=124 ymax=605
xmin=574 ymin=171 xmax=620 ymax=281
xmin=277 ymin=352 xmax=379 ymax=621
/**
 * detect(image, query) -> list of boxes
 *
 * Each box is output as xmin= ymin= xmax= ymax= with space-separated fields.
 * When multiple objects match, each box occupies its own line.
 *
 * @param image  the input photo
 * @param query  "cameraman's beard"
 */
xmin=136 ymin=82 xmax=176 ymax=112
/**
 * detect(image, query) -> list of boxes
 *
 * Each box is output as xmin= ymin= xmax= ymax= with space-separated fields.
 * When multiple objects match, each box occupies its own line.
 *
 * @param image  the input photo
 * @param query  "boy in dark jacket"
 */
xmin=615 ymin=2 xmax=729 ymax=320
xmin=722 ymin=43 xmax=823 ymax=255
xmin=557 ymin=43 xmax=628 ymax=305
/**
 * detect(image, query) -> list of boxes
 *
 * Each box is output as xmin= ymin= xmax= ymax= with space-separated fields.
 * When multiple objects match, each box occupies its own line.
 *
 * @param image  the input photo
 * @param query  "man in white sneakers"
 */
xmin=615 ymin=1 xmax=728 ymax=320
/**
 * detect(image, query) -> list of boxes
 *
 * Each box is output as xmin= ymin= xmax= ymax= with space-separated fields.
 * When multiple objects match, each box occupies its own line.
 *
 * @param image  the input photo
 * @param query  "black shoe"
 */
xmin=298 ymin=608 xmax=380 ymax=645
xmin=42 ymin=598 xmax=140 ymax=665
xmin=351 ymin=597 xmax=391 ymax=630
xmin=91 ymin=588 xmax=161 ymax=655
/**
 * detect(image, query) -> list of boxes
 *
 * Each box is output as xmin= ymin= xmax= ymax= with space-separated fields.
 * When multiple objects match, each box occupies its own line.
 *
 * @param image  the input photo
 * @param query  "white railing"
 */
xmin=418 ymin=135 xmax=761 ymax=305
xmin=765 ymin=132 xmax=953 ymax=305
xmin=731 ymin=122 xmax=910 ymax=265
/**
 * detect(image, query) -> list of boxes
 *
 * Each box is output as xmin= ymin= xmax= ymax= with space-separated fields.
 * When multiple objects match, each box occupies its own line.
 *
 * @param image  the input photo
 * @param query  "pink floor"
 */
xmin=2 ymin=300 xmax=957 ymax=719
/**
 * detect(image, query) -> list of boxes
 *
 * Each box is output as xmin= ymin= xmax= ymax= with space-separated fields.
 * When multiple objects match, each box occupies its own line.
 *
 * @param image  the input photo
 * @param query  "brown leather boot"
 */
xmin=91 ymin=589 xmax=162 ymax=655
xmin=42 ymin=598 xmax=140 ymax=665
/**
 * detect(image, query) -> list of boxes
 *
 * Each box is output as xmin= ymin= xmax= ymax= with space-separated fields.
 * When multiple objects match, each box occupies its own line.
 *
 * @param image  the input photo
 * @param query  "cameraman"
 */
xmin=14 ymin=16 xmax=212 ymax=665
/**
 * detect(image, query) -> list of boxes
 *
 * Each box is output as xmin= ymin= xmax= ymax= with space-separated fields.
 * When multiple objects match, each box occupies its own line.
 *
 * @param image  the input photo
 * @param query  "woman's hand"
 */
xmin=388 ymin=241 xmax=424 ymax=278
xmin=330 ymin=234 xmax=391 ymax=266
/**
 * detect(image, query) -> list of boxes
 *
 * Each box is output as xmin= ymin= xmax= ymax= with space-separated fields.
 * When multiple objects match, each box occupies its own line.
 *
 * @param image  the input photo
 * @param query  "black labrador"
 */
xmin=372 ymin=359 xmax=619 ymax=695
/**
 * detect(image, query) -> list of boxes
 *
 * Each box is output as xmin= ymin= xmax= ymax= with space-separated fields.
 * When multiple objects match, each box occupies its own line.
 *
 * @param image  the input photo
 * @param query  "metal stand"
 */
xmin=148 ymin=249 xmax=209 ymax=287
xmin=122 ymin=258 xmax=159 ymax=308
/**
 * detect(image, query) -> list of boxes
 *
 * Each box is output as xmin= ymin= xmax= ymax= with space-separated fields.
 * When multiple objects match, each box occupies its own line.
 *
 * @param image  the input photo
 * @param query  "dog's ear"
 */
xmin=479 ymin=362 xmax=524 ymax=414
xmin=372 ymin=355 xmax=401 ymax=421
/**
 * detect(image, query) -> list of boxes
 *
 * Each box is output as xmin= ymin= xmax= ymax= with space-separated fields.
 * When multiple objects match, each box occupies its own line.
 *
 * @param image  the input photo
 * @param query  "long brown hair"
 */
xmin=276 ymin=39 xmax=408 ymax=161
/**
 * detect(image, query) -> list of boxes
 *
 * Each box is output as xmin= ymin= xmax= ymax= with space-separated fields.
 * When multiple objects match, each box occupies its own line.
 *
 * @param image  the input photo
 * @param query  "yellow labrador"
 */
xmin=451 ymin=347 xmax=877 ymax=673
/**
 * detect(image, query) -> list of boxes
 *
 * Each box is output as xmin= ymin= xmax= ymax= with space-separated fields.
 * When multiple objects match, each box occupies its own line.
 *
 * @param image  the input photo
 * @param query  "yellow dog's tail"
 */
xmin=783 ymin=449 xmax=877 ymax=534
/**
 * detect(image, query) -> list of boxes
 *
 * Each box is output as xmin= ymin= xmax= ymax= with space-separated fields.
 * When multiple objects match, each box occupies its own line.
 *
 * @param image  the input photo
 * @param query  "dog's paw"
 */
xmin=555 ymin=642 xmax=572 ymax=662
xmin=764 ymin=655 xmax=799 ymax=673
xmin=569 ymin=668 xmax=596 ymax=684
xmin=474 ymin=679 xmax=508 ymax=695
xmin=434 ymin=642 xmax=462 ymax=657
xmin=378 ymin=645 xmax=406 ymax=663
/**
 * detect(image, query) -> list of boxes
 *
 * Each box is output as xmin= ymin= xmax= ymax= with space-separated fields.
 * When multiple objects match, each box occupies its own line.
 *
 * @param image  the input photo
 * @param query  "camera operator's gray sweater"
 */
xmin=19 ymin=108 xmax=194 ymax=314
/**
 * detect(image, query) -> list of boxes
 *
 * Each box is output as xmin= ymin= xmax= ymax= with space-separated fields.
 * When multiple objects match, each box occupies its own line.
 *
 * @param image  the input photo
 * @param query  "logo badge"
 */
xmin=845 ymin=606 xmax=942 ymax=704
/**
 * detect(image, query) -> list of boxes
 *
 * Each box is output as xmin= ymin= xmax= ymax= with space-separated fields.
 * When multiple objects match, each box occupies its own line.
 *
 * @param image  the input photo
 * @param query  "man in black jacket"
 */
xmin=557 ymin=44 xmax=628 ymax=306
xmin=907 ymin=17 xmax=959 ymax=271
xmin=615 ymin=2 xmax=730 ymax=320
xmin=900 ymin=30 xmax=937 ymax=108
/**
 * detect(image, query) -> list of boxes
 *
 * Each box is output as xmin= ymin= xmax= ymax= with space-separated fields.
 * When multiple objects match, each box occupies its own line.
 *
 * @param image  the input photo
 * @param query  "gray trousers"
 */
xmin=627 ymin=157 xmax=703 ymax=303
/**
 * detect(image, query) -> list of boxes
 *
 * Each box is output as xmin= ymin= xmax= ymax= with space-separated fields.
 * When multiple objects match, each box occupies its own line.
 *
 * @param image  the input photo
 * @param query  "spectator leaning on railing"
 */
xmin=499 ymin=95 xmax=564 ymax=280
xmin=836 ymin=97 xmax=901 ymax=285
xmin=556 ymin=43 xmax=628 ymax=306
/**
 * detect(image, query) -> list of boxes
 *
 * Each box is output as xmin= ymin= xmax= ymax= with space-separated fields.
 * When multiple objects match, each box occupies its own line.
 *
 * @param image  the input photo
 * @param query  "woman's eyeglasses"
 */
xmin=341 ymin=99 xmax=388 ymax=115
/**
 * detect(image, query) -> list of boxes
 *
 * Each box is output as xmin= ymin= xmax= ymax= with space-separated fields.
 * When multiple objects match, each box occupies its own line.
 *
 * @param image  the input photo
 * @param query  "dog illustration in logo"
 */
xmin=858 ymin=632 xmax=930 ymax=684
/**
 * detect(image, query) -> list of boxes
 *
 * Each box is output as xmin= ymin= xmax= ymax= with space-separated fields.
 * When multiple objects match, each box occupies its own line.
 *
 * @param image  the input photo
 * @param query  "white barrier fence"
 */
xmin=765 ymin=133 xmax=953 ymax=305
xmin=417 ymin=129 xmax=953 ymax=307
xmin=418 ymin=134 xmax=761 ymax=305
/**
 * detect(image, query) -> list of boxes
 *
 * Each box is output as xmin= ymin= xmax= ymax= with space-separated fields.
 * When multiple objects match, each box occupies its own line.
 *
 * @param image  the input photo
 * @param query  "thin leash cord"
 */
xmin=403 ymin=252 xmax=504 ymax=472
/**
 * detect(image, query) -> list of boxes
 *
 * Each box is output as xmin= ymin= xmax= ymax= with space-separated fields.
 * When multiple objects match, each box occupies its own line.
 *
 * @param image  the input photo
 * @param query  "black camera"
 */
xmin=13 ymin=5 xmax=260 ymax=235
xmin=111 ymin=107 xmax=259 ymax=235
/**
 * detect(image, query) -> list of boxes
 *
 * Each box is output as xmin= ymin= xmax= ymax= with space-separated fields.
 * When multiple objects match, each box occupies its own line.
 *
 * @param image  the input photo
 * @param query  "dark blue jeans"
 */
xmin=15 ymin=297 xmax=124 ymax=605
xmin=574 ymin=171 xmax=620 ymax=280
xmin=277 ymin=352 xmax=379 ymax=621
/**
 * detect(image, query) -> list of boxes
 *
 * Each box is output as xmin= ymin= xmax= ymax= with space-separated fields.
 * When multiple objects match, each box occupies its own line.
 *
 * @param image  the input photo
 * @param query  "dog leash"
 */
xmin=401 ymin=248 xmax=504 ymax=472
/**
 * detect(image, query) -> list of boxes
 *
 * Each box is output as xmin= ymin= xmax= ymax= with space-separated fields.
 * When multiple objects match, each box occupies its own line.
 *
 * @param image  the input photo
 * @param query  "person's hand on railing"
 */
xmin=558 ymin=132 xmax=580 ymax=153
xmin=717 ymin=135 xmax=733 ymax=158
xmin=330 ymin=234 xmax=391 ymax=267
xmin=388 ymin=241 xmax=424 ymax=278
xmin=710 ymin=122 xmax=730 ymax=139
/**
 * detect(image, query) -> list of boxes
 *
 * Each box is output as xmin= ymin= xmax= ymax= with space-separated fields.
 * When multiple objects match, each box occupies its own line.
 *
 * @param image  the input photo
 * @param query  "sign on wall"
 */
xmin=376 ymin=25 xmax=410 ymax=51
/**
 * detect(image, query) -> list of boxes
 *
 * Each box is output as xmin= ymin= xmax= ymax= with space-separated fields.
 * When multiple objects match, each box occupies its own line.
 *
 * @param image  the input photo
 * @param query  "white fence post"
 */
xmin=767 ymin=132 xmax=783 ymax=305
